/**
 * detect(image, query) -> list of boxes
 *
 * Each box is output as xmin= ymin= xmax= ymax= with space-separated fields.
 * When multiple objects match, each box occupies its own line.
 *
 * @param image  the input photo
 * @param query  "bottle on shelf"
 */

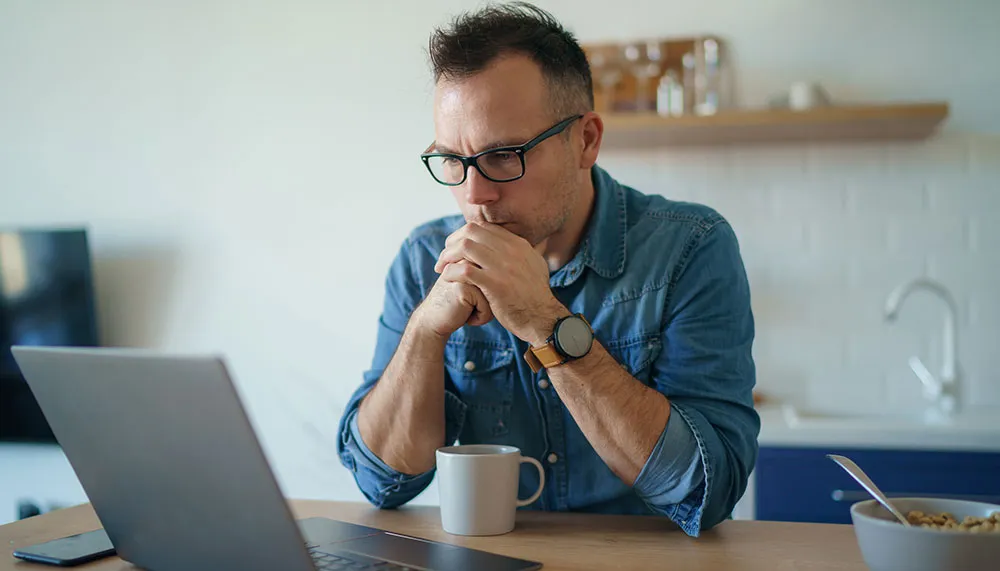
xmin=656 ymin=70 xmax=685 ymax=117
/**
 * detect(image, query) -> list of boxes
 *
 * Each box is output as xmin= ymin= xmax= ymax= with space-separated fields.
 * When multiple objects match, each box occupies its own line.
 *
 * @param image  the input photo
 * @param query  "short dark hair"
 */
xmin=428 ymin=1 xmax=594 ymax=117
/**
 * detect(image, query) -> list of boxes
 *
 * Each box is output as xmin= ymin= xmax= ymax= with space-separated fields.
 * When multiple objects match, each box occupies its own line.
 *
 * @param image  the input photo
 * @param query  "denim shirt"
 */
xmin=336 ymin=165 xmax=759 ymax=537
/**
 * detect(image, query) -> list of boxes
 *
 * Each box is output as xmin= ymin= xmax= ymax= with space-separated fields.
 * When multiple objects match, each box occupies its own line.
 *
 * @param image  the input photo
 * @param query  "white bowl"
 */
xmin=851 ymin=497 xmax=1000 ymax=571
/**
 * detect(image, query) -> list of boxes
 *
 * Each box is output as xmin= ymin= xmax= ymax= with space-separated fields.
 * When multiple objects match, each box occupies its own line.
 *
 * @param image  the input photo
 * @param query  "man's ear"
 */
xmin=578 ymin=111 xmax=603 ymax=169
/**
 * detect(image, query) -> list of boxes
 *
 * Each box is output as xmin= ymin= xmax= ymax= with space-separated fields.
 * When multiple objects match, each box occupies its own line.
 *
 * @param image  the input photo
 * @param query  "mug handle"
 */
xmin=516 ymin=456 xmax=545 ymax=507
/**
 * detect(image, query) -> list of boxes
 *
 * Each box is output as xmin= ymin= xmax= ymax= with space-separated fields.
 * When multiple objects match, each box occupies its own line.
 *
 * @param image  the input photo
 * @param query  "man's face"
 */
xmin=432 ymin=55 xmax=582 ymax=247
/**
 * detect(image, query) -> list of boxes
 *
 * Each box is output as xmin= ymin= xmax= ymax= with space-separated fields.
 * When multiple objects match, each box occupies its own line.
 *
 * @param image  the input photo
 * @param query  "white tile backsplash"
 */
xmin=969 ymin=209 xmax=1000 ymax=258
xmin=924 ymin=176 xmax=999 ymax=216
xmin=772 ymin=181 xmax=848 ymax=218
xmin=844 ymin=178 xmax=927 ymax=216
xmin=806 ymin=368 xmax=890 ymax=416
xmin=884 ymin=137 xmax=975 ymax=178
xmin=730 ymin=146 xmax=809 ymax=182
xmin=845 ymin=252 xmax=928 ymax=294
xmin=889 ymin=214 xmax=971 ymax=255
xmin=601 ymin=132 xmax=1000 ymax=412
xmin=806 ymin=143 xmax=890 ymax=179
xmin=970 ymin=138 xmax=1000 ymax=175
xmin=961 ymin=323 xmax=1000 ymax=404
xmin=806 ymin=213 xmax=893 ymax=256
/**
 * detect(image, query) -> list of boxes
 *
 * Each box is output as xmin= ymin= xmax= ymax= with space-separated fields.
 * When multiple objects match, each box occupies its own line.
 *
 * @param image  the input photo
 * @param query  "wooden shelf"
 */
xmin=599 ymin=102 xmax=949 ymax=148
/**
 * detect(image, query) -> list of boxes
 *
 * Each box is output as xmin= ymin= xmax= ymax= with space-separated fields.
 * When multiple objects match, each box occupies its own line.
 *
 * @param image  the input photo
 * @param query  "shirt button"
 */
xmin=538 ymin=377 xmax=550 ymax=390
xmin=547 ymin=453 xmax=559 ymax=464
xmin=463 ymin=361 xmax=476 ymax=372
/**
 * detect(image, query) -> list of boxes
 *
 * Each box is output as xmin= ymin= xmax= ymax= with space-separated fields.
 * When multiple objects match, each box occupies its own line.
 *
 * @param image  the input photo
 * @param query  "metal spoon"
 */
xmin=827 ymin=454 xmax=912 ymax=527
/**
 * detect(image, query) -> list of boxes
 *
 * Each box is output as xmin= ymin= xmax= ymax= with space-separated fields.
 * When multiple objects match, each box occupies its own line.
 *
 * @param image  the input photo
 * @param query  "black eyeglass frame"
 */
xmin=420 ymin=114 xmax=584 ymax=186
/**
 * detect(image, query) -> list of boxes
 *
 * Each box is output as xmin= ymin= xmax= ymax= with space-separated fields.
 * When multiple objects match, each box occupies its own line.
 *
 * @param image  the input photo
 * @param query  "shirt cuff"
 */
xmin=347 ymin=410 xmax=418 ymax=479
xmin=632 ymin=403 xmax=706 ymax=525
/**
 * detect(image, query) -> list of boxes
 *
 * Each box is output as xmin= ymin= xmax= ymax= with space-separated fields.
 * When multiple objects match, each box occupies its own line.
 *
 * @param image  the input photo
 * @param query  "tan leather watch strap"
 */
xmin=523 ymin=342 xmax=566 ymax=373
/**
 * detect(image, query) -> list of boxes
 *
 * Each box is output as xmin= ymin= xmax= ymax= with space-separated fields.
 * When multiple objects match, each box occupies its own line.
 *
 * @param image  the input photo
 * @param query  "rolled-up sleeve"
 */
xmin=339 ymin=390 xmax=468 ymax=508
xmin=633 ymin=403 xmax=705 ymax=510
xmin=336 ymin=237 xmax=468 ymax=508
xmin=639 ymin=218 xmax=759 ymax=537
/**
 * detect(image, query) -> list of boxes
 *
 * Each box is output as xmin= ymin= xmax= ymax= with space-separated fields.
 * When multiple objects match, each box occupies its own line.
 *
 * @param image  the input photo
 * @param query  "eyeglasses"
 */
xmin=420 ymin=114 xmax=583 ymax=186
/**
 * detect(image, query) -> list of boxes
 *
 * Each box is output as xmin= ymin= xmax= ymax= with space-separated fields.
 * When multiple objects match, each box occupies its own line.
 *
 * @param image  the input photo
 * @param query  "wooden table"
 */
xmin=1 ymin=500 xmax=868 ymax=570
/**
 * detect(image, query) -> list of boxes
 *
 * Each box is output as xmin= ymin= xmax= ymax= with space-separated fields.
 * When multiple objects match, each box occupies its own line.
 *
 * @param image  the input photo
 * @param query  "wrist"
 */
xmin=524 ymin=301 xmax=573 ymax=347
xmin=408 ymin=307 xmax=451 ymax=347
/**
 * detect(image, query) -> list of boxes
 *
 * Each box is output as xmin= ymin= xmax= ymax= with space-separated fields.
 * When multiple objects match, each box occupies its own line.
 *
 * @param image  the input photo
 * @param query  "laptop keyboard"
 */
xmin=308 ymin=545 xmax=416 ymax=570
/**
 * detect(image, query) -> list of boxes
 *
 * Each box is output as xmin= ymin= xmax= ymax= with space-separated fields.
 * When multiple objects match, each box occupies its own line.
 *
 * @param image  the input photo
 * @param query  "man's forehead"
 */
xmin=432 ymin=58 xmax=551 ymax=152
xmin=434 ymin=78 xmax=545 ymax=118
xmin=431 ymin=108 xmax=543 ymax=154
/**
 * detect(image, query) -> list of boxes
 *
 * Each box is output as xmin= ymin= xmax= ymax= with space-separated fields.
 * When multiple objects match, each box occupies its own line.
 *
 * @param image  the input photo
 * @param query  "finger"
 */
xmin=435 ymin=237 xmax=493 ymax=273
xmin=447 ymin=221 xmax=508 ymax=249
xmin=444 ymin=224 xmax=474 ymax=249
xmin=469 ymin=220 xmax=510 ymax=238
xmin=470 ymin=220 xmax=528 ymax=247
xmin=434 ymin=248 xmax=463 ymax=273
xmin=463 ymin=284 xmax=494 ymax=327
xmin=440 ymin=259 xmax=489 ymax=290
xmin=439 ymin=259 xmax=477 ymax=284
xmin=466 ymin=221 xmax=515 ymax=245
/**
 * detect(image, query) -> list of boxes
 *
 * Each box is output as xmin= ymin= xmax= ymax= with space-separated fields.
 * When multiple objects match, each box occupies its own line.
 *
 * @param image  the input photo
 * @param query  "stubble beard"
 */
xmin=470 ymin=165 xmax=579 ymax=247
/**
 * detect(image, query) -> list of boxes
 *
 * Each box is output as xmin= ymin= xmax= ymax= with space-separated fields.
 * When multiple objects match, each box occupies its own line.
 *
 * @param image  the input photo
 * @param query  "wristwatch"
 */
xmin=523 ymin=313 xmax=595 ymax=373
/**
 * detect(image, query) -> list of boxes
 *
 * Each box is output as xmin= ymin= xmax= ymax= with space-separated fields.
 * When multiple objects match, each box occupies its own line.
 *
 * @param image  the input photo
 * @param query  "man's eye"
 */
xmin=490 ymin=152 xmax=517 ymax=162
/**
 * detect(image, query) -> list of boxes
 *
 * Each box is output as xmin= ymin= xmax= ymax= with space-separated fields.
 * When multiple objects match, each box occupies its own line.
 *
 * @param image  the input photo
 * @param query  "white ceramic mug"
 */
xmin=789 ymin=81 xmax=830 ymax=110
xmin=435 ymin=444 xmax=545 ymax=536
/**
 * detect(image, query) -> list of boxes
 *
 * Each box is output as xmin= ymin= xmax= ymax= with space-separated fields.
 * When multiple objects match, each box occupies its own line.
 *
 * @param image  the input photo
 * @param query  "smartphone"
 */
xmin=12 ymin=528 xmax=115 ymax=566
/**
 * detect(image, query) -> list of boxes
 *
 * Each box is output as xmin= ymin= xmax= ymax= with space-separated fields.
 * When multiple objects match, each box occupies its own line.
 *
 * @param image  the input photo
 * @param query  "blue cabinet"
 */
xmin=755 ymin=446 xmax=1000 ymax=523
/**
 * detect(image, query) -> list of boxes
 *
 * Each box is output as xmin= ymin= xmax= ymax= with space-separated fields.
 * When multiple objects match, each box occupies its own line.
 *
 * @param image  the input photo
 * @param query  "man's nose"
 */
xmin=464 ymin=167 xmax=501 ymax=206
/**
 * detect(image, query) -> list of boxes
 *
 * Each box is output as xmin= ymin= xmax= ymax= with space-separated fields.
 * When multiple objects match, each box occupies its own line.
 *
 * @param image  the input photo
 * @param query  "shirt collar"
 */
xmin=580 ymin=165 xmax=628 ymax=279
xmin=549 ymin=165 xmax=627 ymax=287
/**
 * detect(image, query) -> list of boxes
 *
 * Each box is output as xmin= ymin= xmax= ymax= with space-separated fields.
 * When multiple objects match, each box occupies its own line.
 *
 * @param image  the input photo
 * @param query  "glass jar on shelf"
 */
xmin=622 ymin=40 xmax=663 ymax=112
xmin=687 ymin=36 xmax=733 ymax=116
xmin=589 ymin=48 xmax=624 ymax=113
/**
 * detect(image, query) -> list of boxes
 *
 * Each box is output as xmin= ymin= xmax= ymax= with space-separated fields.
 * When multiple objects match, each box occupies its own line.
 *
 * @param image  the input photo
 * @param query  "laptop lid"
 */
xmin=11 ymin=346 xmax=317 ymax=571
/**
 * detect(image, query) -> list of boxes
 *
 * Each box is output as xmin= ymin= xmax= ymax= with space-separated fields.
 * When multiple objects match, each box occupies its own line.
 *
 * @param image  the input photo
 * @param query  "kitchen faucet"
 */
xmin=884 ymin=277 xmax=960 ymax=421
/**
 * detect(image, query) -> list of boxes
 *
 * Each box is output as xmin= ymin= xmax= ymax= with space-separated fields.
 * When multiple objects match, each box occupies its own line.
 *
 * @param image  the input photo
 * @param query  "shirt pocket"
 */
xmin=444 ymin=341 xmax=515 ymax=441
xmin=603 ymin=335 xmax=662 ymax=385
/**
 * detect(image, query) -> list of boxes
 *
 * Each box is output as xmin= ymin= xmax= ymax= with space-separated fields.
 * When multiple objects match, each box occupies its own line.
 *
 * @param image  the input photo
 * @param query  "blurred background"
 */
xmin=1 ymin=0 xmax=998 ymax=526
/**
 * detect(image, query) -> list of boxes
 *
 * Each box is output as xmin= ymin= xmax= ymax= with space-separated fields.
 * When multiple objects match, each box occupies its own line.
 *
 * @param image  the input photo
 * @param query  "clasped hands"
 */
xmin=421 ymin=221 xmax=569 ymax=347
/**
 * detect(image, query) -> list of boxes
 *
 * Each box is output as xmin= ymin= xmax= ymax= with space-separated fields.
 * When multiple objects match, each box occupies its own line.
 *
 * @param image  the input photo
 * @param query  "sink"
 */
xmin=781 ymin=405 xmax=959 ymax=429
xmin=759 ymin=404 xmax=1000 ymax=451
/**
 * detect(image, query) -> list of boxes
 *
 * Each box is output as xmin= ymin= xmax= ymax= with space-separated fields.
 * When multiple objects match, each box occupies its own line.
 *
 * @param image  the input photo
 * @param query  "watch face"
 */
xmin=555 ymin=316 xmax=593 ymax=358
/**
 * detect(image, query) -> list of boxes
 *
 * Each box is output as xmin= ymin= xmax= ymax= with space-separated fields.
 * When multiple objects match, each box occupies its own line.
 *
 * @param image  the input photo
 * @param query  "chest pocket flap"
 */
xmin=444 ymin=342 xmax=514 ymax=378
xmin=444 ymin=341 xmax=515 ymax=440
xmin=604 ymin=335 xmax=662 ymax=384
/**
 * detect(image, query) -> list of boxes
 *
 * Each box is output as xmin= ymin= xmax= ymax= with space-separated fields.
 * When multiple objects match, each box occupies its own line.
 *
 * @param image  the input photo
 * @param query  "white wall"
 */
xmin=1 ymin=0 xmax=998 ymax=522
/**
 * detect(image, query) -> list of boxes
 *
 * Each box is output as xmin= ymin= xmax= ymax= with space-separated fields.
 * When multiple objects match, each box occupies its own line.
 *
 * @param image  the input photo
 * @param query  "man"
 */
xmin=336 ymin=2 xmax=758 ymax=537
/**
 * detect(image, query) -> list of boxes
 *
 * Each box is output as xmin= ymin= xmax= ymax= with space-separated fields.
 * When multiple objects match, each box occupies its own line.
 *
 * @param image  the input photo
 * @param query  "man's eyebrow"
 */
xmin=482 ymin=138 xmax=524 ymax=151
xmin=430 ymin=138 xmax=525 ymax=156
xmin=430 ymin=142 xmax=458 ymax=154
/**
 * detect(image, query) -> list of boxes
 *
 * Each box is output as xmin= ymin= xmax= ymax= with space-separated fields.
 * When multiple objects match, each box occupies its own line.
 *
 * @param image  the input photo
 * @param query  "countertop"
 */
xmin=756 ymin=403 xmax=1000 ymax=452
xmin=1 ymin=500 xmax=869 ymax=571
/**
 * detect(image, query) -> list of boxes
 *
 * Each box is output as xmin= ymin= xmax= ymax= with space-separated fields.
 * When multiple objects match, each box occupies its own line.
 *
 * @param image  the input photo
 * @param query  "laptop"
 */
xmin=11 ymin=346 xmax=543 ymax=571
